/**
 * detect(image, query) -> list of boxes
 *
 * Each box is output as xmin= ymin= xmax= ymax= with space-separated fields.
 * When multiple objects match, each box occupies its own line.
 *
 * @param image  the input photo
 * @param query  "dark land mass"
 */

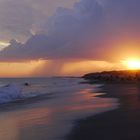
xmin=83 ymin=70 xmax=140 ymax=83
xmin=67 ymin=70 xmax=140 ymax=140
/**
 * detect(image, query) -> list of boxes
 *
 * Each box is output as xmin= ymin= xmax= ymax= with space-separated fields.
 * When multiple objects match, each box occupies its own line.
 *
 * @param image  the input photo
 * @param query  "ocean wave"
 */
xmin=0 ymin=84 xmax=22 ymax=104
xmin=0 ymin=84 xmax=49 ymax=104
xmin=0 ymin=78 xmax=91 ymax=104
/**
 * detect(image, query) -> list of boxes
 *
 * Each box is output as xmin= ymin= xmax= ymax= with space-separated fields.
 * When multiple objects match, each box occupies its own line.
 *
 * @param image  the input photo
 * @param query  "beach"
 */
xmin=0 ymin=78 xmax=118 ymax=140
xmin=0 ymin=78 xmax=139 ymax=140
xmin=67 ymin=83 xmax=140 ymax=140
xmin=0 ymin=0 xmax=140 ymax=140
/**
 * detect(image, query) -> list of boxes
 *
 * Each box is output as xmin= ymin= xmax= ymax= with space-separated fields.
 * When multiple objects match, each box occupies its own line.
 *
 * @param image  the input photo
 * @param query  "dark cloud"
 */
xmin=1 ymin=0 xmax=140 ymax=62
xmin=0 ymin=0 xmax=77 ymax=41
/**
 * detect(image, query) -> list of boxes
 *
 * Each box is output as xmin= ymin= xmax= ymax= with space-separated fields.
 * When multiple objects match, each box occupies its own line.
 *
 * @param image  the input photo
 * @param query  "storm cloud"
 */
xmin=0 ymin=0 xmax=77 ymax=41
xmin=1 ymin=0 xmax=140 ymax=62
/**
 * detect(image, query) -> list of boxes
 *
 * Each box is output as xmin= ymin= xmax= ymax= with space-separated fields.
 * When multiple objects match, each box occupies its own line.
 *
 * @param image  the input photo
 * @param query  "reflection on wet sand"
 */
xmin=0 ymin=84 xmax=118 ymax=140
xmin=0 ymin=116 xmax=18 ymax=140
xmin=68 ymin=84 xmax=140 ymax=140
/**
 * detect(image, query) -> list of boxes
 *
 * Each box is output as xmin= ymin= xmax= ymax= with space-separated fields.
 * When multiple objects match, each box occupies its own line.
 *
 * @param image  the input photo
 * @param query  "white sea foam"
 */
xmin=0 ymin=84 xmax=22 ymax=103
xmin=0 ymin=78 xmax=86 ymax=104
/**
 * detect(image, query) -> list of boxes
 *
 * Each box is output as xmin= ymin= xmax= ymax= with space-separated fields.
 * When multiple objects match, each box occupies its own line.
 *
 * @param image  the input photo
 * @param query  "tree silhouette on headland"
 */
xmin=83 ymin=70 xmax=140 ymax=83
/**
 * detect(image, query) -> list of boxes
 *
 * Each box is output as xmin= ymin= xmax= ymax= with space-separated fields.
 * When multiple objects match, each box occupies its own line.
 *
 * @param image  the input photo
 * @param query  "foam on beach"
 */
xmin=0 ymin=84 xmax=22 ymax=103
xmin=0 ymin=78 xmax=86 ymax=104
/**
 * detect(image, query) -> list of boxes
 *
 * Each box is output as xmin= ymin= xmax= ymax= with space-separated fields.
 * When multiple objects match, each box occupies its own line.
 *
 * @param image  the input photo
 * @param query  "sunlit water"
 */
xmin=0 ymin=78 xmax=118 ymax=140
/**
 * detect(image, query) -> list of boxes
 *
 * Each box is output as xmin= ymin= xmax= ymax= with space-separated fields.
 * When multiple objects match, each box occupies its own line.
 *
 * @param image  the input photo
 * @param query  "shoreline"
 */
xmin=67 ymin=83 xmax=140 ymax=140
xmin=0 ymin=79 xmax=119 ymax=140
xmin=0 ymin=93 xmax=52 ymax=112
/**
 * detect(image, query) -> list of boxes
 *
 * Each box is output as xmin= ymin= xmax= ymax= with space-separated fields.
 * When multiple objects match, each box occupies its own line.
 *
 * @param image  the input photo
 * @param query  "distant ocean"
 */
xmin=0 ymin=77 xmax=118 ymax=140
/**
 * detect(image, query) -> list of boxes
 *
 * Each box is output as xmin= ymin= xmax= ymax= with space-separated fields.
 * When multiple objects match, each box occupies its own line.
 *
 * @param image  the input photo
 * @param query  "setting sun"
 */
xmin=123 ymin=59 xmax=140 ymax=70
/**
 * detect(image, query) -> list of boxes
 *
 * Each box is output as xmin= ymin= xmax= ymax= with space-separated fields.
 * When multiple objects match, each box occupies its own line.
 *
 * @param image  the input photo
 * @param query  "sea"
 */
xmin=0 ymin=77 xmax=118 ymax=140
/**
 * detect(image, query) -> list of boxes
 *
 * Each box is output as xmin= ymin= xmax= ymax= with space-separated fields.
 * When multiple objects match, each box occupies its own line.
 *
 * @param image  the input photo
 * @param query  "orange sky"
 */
xmin=0 ymin=40 xmax=140 ymax=77
xmin=0 ymin=61 xmax=45 ymax=77
xmin=0 ymin=60 xmax=127 ymax=77
xmin=0 ymin=0 xmax=140 ymax=77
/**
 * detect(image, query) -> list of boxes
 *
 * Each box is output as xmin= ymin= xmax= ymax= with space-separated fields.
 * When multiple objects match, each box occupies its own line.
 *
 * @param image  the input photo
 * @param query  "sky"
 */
xmin=0 ymin=0 xmax=140 ymax=77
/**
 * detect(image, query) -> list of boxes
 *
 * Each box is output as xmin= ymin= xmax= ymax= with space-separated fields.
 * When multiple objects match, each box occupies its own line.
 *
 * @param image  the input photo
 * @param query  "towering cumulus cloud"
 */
xmin=0 ymin=0 xmax=140 ymax=62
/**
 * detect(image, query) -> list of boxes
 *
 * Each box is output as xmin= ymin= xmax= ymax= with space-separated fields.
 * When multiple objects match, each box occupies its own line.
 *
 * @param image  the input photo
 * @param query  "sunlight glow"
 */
xmin=122 ymin=59 xmax=140 ymax=70
xmin=0 ymin=41 xmax=9 ymax=50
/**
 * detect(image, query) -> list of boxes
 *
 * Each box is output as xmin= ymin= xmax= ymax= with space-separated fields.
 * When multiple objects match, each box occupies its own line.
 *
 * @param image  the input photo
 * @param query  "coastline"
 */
xmin=67 ymin=83 xmax=140 ymax=140
xmin=0 ymin=78 xmax=118 ymax=140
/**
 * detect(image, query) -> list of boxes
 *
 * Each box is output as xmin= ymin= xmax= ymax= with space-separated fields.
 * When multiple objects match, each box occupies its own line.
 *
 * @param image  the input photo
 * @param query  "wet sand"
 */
xmin=67 ymin=83 xmax=140 ymax=140
xmin=0 ymin=83 xmax=117 ymax=140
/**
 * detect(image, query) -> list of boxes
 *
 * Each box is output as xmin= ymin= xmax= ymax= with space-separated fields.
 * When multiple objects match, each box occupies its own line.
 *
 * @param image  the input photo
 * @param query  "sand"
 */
xmin=67 ymin=83 xmax=140 ymax=140
xmin=0 ymin=82 xmax=117 ymax=140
